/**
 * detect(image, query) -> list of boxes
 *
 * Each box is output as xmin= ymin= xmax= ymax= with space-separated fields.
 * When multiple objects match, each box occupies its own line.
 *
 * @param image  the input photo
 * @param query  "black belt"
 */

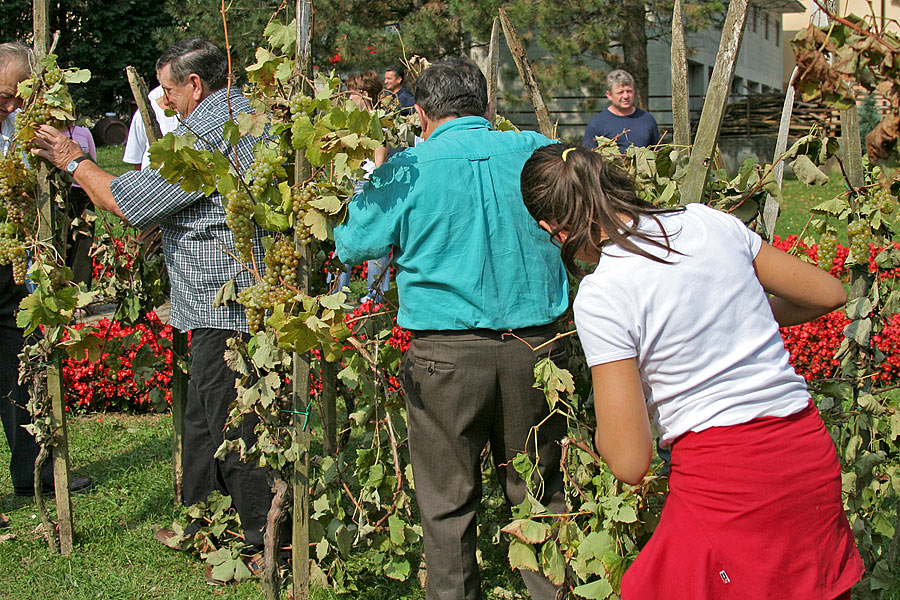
xmin=409 ymin=320 xmax=559 ymax=340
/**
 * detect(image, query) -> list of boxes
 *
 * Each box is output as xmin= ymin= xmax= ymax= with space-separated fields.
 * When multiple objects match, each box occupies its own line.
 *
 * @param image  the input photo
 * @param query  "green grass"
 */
xmin=96 ymin=144 xmax=134 ymax=177
xmin=778 ymin=173 xmax=850 ymax=242
xmin=0 ymin=413 xmax=526 ymax=600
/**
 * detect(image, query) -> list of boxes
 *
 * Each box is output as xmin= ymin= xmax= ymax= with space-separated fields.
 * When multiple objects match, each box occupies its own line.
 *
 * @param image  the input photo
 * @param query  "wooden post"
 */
xmin=33 ymin=0 xmax=74 ymax=555
xmin=126 ymin=67 xmax=162 ymax=140
xmin=671 ymin=0 xmax=691 ymax=147
xmin=498 ymin=8 xmax=555 ymax=139
xmin=292 ymin=1 xmax=313 ymax=598
xmin=486 ymin=18 xmax=501 ymax=119
xmin=680 ymin=0 xmax=750 ymax=205
xmin=125 ymin=67 xmax=188 ymax=503
xmin=763 ymin=66 xmax=799 ymax=240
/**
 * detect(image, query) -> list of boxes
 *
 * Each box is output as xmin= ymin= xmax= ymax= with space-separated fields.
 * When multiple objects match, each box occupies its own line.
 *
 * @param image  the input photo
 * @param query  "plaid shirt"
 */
xmin=110 ymin=88 xmax=265 ymax=333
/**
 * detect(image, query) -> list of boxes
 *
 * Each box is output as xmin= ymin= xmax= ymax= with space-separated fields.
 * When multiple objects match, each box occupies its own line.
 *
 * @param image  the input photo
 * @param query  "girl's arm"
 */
xmin=591 ymin=357 xmax=653 ymax=485
xmin=753 ymin=243 xmax=847 ymax=327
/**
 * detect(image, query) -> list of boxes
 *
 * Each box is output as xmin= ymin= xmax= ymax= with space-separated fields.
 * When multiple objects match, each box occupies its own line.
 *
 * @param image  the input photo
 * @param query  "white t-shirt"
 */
xmin=574 ymin=203 xmax=809 ymax=446
xmin=122 ymin=85 xmax=180 ymax=169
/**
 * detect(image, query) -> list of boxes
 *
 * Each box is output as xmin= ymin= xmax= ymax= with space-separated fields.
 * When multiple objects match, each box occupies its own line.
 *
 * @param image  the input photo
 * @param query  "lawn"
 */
xmin=0 ymin=411 xmax=526 ymax=600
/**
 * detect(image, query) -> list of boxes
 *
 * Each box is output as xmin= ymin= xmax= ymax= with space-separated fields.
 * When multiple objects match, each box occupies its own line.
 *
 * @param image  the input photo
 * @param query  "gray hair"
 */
xmin=156 ymin=38 xmax=228 ymax=90
xmin=606 ymin=69 xmax=635 ymax=93
xmin=414 ymin=57 xmax=487 ymax=121
xmin=0 ymin=42 xmax=34 ymax=79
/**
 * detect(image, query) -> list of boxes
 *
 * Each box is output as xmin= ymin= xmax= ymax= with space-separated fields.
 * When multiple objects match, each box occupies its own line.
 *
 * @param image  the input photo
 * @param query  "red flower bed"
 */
xmin=772 ymin=235 xmax=899 ymax=386
xmin=62 ymin=311 xmax=174 ymax=411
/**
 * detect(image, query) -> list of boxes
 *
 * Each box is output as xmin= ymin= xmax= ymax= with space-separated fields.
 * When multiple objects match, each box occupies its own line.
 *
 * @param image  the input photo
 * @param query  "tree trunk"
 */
xmin=621 ymin=0 xmax=649 ymax=111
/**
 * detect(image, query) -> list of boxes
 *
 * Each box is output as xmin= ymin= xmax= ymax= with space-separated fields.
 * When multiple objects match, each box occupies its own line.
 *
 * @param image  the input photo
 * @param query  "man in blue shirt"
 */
xmin=583 ymin=69 xmax=660 ymax=153
xmin=336 ymin=58 xmax=568 ymax=599
xmin=383 ymin=64 xmax=415 ymax=113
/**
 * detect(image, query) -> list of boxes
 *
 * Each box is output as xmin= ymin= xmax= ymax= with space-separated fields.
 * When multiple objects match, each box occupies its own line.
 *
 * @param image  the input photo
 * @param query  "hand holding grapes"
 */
xmin=30 ymin=124 xmax=86 ymax=172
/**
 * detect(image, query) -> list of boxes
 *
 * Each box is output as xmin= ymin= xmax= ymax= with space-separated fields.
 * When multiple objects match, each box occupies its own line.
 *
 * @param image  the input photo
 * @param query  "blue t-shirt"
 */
xmin=582 ymin=108 xmax=660 ymax=153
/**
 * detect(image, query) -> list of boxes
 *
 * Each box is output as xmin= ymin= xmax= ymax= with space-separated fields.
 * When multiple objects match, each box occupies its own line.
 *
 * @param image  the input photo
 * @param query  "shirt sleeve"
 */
xmin=573 ymin=276 xmax=640 ymax=367
xmin=334 ymin=155 xmax=413 ymax=265
xmin=110 ymin=167 xmax=204 ymax=229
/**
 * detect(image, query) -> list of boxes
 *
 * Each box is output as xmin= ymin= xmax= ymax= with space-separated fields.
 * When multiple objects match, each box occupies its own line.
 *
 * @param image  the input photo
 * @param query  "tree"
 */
xmin=305 ymin=1 xmax=722 ymax=111
xmin=0 ymin=0 xmax=171 ymax=117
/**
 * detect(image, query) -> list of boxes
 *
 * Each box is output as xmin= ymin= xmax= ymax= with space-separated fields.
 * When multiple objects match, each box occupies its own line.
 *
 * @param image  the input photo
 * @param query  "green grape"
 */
xmin=818 ymin=230 xmax=838 ymax=271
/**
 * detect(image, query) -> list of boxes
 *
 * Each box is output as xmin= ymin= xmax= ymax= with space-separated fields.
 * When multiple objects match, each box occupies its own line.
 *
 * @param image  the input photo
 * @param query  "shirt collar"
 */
xmin=428 ymin=116 xmax=492 ymax=142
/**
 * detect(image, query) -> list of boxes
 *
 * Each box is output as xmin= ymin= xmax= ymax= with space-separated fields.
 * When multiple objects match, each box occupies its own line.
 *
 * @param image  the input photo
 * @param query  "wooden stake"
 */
xmin=680 ymin=0 xmax=750 ymax=205
xmin=126 ymin=67 xmax=162 ymax=141
xmin=763 ymin=66 xmax=799 ymax=240
xmin=671 ymin=0 xmax=691 ymax=147
xmin=486 ymin=18 xmax=501 ymax=118
xmin=498 ymin=8 xmax=555 ymax=139
xmin=292 ymin=2 xmax=313 ymax=598
xmin=124 ymin=67 xmax=188 ymax=503
xmin=33 ymin=0 xmax=74 ymax=555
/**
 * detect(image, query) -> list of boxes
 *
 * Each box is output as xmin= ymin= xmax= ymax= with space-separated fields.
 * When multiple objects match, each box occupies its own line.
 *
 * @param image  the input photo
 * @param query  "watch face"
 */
xmin=66 ymin=159 xmax=79 ymax=173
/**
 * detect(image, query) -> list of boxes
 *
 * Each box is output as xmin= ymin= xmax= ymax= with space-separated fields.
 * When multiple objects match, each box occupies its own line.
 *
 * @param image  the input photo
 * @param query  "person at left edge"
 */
xmin=0 ymin=41 xmax=93 ymax=498
xmin=29 ymin=38 xmax=273 ymax=554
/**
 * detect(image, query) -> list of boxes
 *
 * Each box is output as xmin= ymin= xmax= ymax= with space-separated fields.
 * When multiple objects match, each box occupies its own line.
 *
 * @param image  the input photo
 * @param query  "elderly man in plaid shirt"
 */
xmin=33 ymin=38 xmax=272 ymax=571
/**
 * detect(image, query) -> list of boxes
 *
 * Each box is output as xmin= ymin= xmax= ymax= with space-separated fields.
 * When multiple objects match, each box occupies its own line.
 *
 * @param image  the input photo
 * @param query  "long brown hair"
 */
xmin=521 ymin=144 xmax=683 ymax=276
xmin=345 ymin=70 xmax=383 ymax=110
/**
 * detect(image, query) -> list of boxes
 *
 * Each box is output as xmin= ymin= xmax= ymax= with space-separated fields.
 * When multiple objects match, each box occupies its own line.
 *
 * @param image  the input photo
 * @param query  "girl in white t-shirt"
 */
xmin=520 ymin=144 xmax=863 ymax=599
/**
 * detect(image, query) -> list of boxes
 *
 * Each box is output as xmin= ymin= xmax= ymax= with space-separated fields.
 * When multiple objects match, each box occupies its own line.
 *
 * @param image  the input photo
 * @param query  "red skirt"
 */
xmin=622 ymin=403 xmax=864 ymax=599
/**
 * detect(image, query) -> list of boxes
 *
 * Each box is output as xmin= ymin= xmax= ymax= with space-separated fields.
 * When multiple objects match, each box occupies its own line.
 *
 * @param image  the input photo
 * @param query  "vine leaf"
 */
xmin=572 ymin=578 xmax=614 ymax=599
xmin=540 ymin=540 xmax=566 ymax=586
xmin=789 ymin=155 xmax=829 ymax=186
xmin=508 ymin=539 xmax=540 ymax=572
xmin=502 ymin=519 xmax=550 ymax=544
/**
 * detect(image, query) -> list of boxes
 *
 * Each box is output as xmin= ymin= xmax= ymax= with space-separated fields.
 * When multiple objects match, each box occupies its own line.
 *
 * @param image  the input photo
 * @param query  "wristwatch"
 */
xmin=65 ymin=155 xmax=90 ymax=175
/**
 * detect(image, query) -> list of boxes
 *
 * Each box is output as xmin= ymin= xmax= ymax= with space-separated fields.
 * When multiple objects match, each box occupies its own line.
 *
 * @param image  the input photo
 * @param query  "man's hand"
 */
xmin=29 ymin=124 xmax=125 ymax=219
xmin=30 ymin=124 xmax=85 ymax=170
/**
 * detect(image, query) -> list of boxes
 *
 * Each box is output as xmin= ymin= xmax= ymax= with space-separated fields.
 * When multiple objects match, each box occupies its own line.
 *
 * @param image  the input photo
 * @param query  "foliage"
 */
xmin=0 ymin=0 xmax=171 ymax=117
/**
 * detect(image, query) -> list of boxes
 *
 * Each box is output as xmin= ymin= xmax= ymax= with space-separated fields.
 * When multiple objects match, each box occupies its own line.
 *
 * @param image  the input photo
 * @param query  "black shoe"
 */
xmin=14 ymin=476 xmax=94 ymax=497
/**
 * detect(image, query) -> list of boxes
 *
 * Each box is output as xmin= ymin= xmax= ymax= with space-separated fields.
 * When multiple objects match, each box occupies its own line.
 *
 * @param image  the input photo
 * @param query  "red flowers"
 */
xmin=62 ymin=312 xmax=174 ymax=411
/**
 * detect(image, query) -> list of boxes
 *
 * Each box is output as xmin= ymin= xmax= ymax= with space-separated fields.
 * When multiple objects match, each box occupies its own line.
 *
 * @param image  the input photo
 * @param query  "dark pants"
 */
xmin=0 ymin=324 xmax=52 ymax=494
xmin=401 ymin=323 xmax=568 ymax=600
xmin=182 ymin=328 xmax=272 ymax=549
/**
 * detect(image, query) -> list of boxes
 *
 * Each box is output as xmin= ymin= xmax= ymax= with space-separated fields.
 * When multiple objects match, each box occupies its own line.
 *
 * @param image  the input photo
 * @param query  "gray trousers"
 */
xmin=401 ymin=323 xmax=568 ymax=600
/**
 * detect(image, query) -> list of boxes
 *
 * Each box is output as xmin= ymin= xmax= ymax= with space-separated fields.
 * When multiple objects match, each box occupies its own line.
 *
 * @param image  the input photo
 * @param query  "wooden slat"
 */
xmin=681 ymin=0 xmax=751 ymax=205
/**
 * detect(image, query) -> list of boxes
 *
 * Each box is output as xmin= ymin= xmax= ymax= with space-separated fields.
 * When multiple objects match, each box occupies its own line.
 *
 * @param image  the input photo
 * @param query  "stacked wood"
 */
xmin=714 ymin=92 xmax=839 ymax=138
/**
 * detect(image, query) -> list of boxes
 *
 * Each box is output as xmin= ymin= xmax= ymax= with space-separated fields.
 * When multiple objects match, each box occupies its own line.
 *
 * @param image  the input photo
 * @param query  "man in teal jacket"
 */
xmin=335 ymin=57 xmax=568 ymax=599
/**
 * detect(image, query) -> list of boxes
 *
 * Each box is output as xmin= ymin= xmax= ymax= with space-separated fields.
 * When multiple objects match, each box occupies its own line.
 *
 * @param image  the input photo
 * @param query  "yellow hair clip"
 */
xmin=561 ymin=147 xmax=575 ymax=162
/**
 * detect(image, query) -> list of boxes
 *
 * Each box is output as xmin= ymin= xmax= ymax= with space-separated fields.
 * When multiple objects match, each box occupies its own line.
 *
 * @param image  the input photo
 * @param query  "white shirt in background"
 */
xmin=123 ymin=85 xmax=179 ymax=170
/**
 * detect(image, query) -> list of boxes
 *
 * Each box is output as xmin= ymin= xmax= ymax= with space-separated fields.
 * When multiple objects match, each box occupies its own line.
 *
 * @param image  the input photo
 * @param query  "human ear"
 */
xmin=538 ymin=220 xmax=568 ymax=244
xmin=189 ymin=73 xmax=204 ymax=101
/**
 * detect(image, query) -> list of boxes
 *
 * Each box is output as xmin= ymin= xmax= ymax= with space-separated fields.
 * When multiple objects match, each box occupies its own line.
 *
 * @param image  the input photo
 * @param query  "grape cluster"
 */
xmin=247 ymin=153 xmax=283 ymax=197
xmin=288 ymin=94 xmax=310 ymax=117
xmin=224 ymin=189 xmax=255 ymax=261
xmin=818 ymin=230 xmax=838 ymax=271
xmin=870 ymin=186 xmax=896 ymax=215
xmin=291 ymin=184 xmax=315 ymax=246
xmin=847 ymin=219 xmax=870 ymax=264
xmin=236 ymin=236 xmax=301 ymax=332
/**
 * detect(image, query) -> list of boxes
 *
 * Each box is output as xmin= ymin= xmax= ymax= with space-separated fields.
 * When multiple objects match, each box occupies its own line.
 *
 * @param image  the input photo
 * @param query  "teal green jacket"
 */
xmin=334 ymin=116 xmax=569 ymax=331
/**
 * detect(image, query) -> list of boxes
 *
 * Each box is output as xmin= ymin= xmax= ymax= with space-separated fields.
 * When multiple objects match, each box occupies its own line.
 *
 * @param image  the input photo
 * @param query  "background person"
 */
xmin=582 ymin=69 xmax=660 ymax=153
xmin=30 ymin=38 xmax=271 ymax=581
xmin=334 ymin=70 xmax=390 ymax=301
xmin=122 ymin=85 xmax=179 ymax=170
xmin=383 ymin=63 xmax=414 ymax=113
xmin=336 ymin=57 xmax=569 ymax=600
xmin=0 ymin=41 xmax=92 ymax=497
xmin=521 ymin=144 xmax=863 ymax=599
